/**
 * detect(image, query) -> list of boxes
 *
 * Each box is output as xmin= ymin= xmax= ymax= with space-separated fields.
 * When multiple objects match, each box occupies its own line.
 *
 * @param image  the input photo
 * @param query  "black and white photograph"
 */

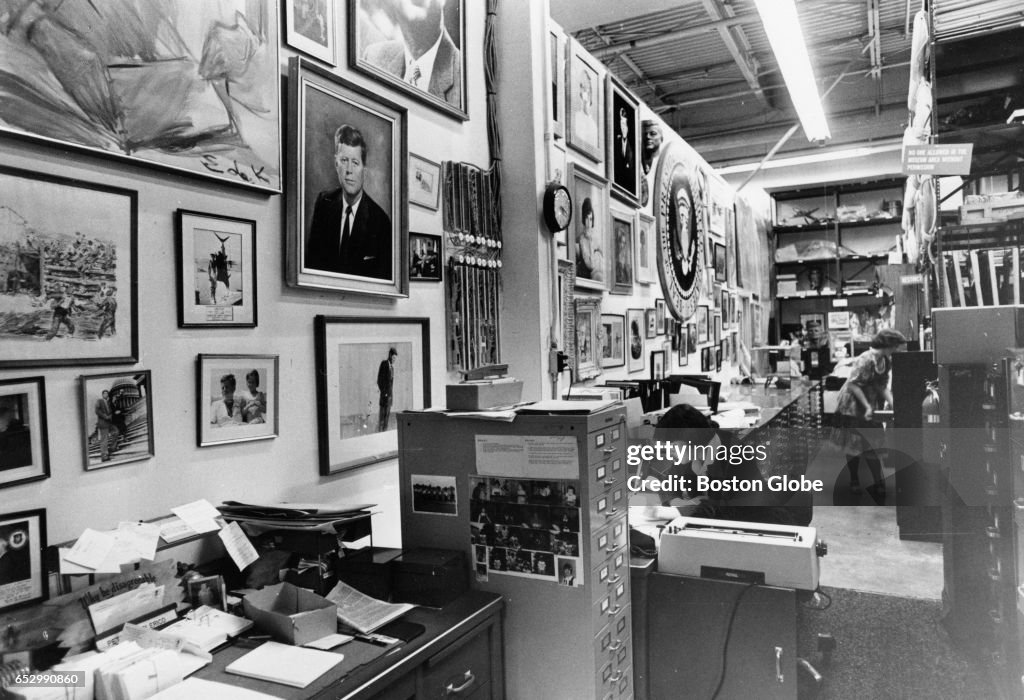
xmin=80 ymin=371 xmax=154 ymax=470
xmin=557 ymin=557 xmax=581 ymax=587
xmin=187 ymin=574 xmax=226 ymax=611
xmin=570 ymin=164 xmax=608 ymax=290
xmin=409 ymin=232 xmax=443 ymax=281
xmin=197 ymin=355 xmax=279 ymax=447
xmin=636 ymin=212 xmax=656 ymax=285
xmin=412 ymin=474 xmax=457 ymax=516
xmin=0 ymin=509 xmax=46 ymax=613
xmin=655 ymin=298 xmax=667 ymax=335
xmin=650 ymin=349 xmax=666 ymax=380
xmin=606 ymin=75 xmax=640 ymax=205
xmin=176 ymin=210 xmax=257 ymax=328
xmin=0 ymin=377 xmax=49 ymax=490
xmin=574 ymin=297 xmax=602 ymax=381
xmin=285 ymin=0 xmax=336 ymax=65
xmin=566 ymin=38 xmax=603 ymax=162
xmin=627 ymin=308 xmax=645 ymax=374
xmin=600 ymin=313 xmax=625 ymax=369
xmin=610 ymin=211 xmax=634 ymax=295
xmin=698 ymin=305 xmax=710 ymax=343
xmin=645 ymin=308 xmax=657 ymax=339
xmin=678 ymin=326 xmax=689 ymax=366
xmin=409 ymin=154 xmax=442 ymax=211
xmin=713 ymin=242 xmax=727 ymax=282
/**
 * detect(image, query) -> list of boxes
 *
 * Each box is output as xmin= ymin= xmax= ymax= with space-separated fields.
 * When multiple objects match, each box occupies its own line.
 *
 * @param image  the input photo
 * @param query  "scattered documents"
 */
xmin=64 ymin=528 xmax=115 ymax=570
xmin=150 ymin=678 xmax=285 ymax=699
xmin=325 ymin=581 xmax=415 ymax=635
xmin=160 ymin=605 xmax=253 ymax=652
xmin=170 ymin=499 xmax=222 ymax=534
xmin=219 ymin=521 xmax=259 ymax=571
xmin=226 ymin=641 xmax=344 ymax=688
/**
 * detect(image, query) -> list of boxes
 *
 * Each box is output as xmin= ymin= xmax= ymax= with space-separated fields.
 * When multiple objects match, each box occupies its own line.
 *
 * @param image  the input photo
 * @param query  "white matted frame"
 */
xmin=0 ymin=377 xmax=50 ymax=490
xmin=573 ymin=297 xmax=602 ymax=382
xmin=197 ymin=354 xmax=279 ymax=447
xmin=635 ymin=211 xmax=656 ymax=285
xmin=285 ymin=0 xmax=336 ymax=65
xmin=176 ymin=210 xmax=257 ymax=328
xmin=409 ymin=154 xmax=442 ymax=211
xmin=566 ymin=38 xmax=603 ymax=162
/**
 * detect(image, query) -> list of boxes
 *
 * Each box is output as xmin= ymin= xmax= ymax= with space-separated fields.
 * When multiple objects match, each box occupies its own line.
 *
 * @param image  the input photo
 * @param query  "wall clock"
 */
xmin=543 ymin=183 xmax=573 ymax=233
xmin=654 ymin=140 xmax=705 ymax=322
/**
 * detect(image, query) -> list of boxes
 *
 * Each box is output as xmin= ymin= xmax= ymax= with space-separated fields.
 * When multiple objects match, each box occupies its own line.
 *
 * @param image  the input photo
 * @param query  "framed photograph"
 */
xmin=176 ymin=210 xmax=257 ymax=328
xmin=569 ymin=164 xmax=608 ymax=291
xmin=687 ymin=323 xmax=698 ymax=354
xmin=600 ymin=314 xmax=625 ymax=369
xmin=349 ymin=0 xmax=467 ymax=121
xmin=700 ymin=347 xmax=712 ymax=372
xmin=655 ymin=299 xmax=667 ymax=335
xmin=315 ymin=316 xmax=430 ymax=475
xmin=635 ymin=212 xmax=656 ymax=285
xmin=409 ymin=232 xmax=443 ymax=282
xmin=713 ymin=242 xmax=727 ymax=282
xmin=698 ymin=306 xmax=710 ymax=343
xmin=0 ymin=2 xmax=280 ymax=192
xmin=409 ymin=154 xmax=442 ymax=211
xmin=287 ymin=57 xmax=408 ymax=298
xmin=678 ymin=327 xmax=690 ymax=366
xmin=547 ymin=25 xmax=566 ymax=141
xmin=714 ymin=314 xmax=722 ymax=345
xmin=606 ymin=75 xmax=640 ymax=205
xmin=0 ymin=509 xmax=46 ymax=613
xmin=81 ymin=371 xmax=154 ymax=470
xmin=573 ymin=297 xmax=602 ymax=382
xmin=827 ymin=311 xmax=851 ymax=330
xmin=285 ymin=0 xmax=336 ymax=65
xmin=609 ymin=211 xmax=634 ymax=295
xmin=645 ymin=309 xmax=657 ymax=339
xmin=187 ymin=574 xmax=226 ymax=611
xmin=566 ymin=38 xmax=603 ymax=162
xmin=716 ymin=345 xmax=723 ymax=372
xmin=721 ymin=289 xmax=730 ymax=329
xmin=650 ymin=350 xmax=666 ymax=380
xmin=753 ymin=302 xmax=764 ymax=345
xmin=0 ymin=378 xmax=49 ymax=489
xmin=627 ymin=308 xmax=645 ymax=374
xmin=0 ymin=167 xmax=137 ymax=368
xmin=412 ymin=474 xmax=458 ymax=516
xmin=197 ymin=355 xmax=279 ymax=447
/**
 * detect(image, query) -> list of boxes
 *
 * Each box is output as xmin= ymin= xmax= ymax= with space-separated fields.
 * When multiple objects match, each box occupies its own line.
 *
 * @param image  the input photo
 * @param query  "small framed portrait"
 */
xmin=687 ymin=323 xmax=697 ymax=354
xmin=827 ymin=311 xmax=851 ymax=330
xmin=645 ymin=309 xmax=657 ymax=339
xmin=409 ymin=232 xmax=443 ymax=282
xmin=655 ymin=299 xmax=667 ymax=335
xmin=650 ymin=350 xmax=666 ymax=380
xmin=606 ymin=75 xmax=640 ymax=205
xmin=285 ymin=0 xmax=337 ymax=65
xmin=635 ymin=212 xmax=656 ymax=285
xmin=349 ymin=0 xmax=468 ymax=121
xmin=700 ymin=346 xmax=712 ymax=372
xmin=626 ymin=308 xmax=645 ymax=374
xmin=187 ymin=574 xmax=226 ymax=611
xmin=569 ymin=163 xmax=609 ymax=290
xmin=197 ymin=355 xmax=279 ymax=447
xmin=0 ymin=377 xmax=49 ymax=490
xmin=600 ymin=313 xmax=625 ymax=369
xmin=80 ymin=371 xmax=154 ymax=470
xmin=713 ymin=242 xmax=727 ymax=282
xmin=412 ymin=474 xmax=458 ymax=516
xmin=678 ymin=327 xmax=690 ymax=366
xmin=409 ymin=154 xmax=442 ymax=211
xmin=609 ymin=210 xmax=634 ymax=295
xmin=176 ymin=210 xmax=257 ymax=328
xmin=566 ymin=38 xmax=603 ymax=162
xmin=574 ymin=297 xmax=602 ymax=382
xmin=0 ymin=509 xmax=47 ymax=613
xmin=697 ymin=305 xmax=710 ymax=343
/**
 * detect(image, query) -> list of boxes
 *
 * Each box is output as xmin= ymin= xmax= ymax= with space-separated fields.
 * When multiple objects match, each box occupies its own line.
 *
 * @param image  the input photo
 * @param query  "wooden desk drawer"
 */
xmin=422 ymin=628 xmax=492 ymax=699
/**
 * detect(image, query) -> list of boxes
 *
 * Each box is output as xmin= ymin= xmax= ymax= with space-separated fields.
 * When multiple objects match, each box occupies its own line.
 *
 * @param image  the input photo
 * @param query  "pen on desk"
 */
xmin=384 ymin=645 xmax=403 ymax=656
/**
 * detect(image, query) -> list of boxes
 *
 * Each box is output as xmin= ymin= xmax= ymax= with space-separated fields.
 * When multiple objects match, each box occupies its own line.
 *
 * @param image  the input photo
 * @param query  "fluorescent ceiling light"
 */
xmin=754 ymin=0 xmax=830 ymax=142
xmin=717 ymin=141 xmax=902 ymax=174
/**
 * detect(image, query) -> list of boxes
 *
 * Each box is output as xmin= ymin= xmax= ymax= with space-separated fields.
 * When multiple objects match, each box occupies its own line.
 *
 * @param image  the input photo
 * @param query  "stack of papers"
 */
xmin=150 ymin=678 xmax=284 ymax=699
xmin=59 ymin=522 xmax=161 ymax=575
xmin=226 ymin=641 xmax=343 ymax=688
xmin=160 ymin=606 xmax=253 ymax=652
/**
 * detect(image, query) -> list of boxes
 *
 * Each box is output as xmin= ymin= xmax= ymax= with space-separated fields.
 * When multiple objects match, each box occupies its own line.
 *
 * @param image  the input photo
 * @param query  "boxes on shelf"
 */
xmin=777 ymin=273 xmax=799 ymax=296
xmin=960 ymin=192 xmax=1024 ymax=223
xmin=336 ymin=547 xmax=402 ymax=601
xmin=391 ymin=549 xmax=467 ymax=607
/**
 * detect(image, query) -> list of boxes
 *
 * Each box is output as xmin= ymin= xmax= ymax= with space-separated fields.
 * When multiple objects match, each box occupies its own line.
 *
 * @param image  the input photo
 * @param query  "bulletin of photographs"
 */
xmin=469 ymin=476 xmax=582 ymax=586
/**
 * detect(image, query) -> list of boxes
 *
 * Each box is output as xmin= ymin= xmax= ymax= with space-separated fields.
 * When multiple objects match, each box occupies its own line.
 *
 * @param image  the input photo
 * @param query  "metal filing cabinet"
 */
xmin=397 ymin=406 xmax=633 ymax=700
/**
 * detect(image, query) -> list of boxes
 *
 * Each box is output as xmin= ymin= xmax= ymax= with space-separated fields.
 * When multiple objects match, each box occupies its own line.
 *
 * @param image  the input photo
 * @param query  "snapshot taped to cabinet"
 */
xmin=412 ymin=474 xmax=457 ymax=517
xmin=470 ymin=477 xmax=583 ymax=587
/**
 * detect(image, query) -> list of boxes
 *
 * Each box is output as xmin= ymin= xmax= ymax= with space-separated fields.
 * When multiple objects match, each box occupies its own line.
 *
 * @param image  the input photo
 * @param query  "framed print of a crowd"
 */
xmin=80 ymin=370 xmax=154 ymax=470
xmin=0 ymin=377 xmax=49 ymax=490
xmin=287 ymin=57 xmax=408 ymax=298
xmin=654 ymin=141 xmax=706 ymax=323
xmin=0 ymin=167 xmax=137 ymax=369
xmin=569 ymin=164 xmax=608 ymax=291
xmin=176 ymin=210 xmax=257 ymax=328
xmin=315 ymin=316 xmax=430 ymax=475
xmin=285 ymin=0 xmax=336 ymax=65
xmin=605 ymin=75 xmax=640 ymax=206
xmin=197 ymin=355 xmax=279 ymax=447
xmin=0 ymin=509 xmax=47 ymax=613
xmin=566 ymin=39 xmax=603 ymax=162
xmin=349 ymin=0 xmax=468 ymax=121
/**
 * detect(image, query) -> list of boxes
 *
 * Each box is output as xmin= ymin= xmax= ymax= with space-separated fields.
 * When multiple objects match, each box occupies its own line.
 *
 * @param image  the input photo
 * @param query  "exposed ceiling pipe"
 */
xmin=589 ymin=14 xmax=757 ymax=60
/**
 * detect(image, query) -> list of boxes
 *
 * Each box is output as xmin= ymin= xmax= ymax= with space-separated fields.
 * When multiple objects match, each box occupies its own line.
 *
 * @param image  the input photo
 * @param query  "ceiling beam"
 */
xmin=590 ymin=26 xmax=672 ymax=110
xmin=589 ymin=13 xmax=758 ymax=61
xmin=700 ymin=0 xmax=768 ymax=107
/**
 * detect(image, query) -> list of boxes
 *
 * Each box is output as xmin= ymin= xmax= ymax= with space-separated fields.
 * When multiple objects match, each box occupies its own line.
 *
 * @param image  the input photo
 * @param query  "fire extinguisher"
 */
xmin=922 ymin=379 xmax=941 ymax=425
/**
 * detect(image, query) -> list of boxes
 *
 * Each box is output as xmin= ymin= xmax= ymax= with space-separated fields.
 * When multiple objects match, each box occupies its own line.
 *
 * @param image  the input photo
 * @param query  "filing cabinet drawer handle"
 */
xmin=608 ymin=605 xmax=622 ymax=616
xmin=605 ymin=545 xmax=617 ymax=554
xmin=603 ymin=446 xmax=617 ymax=454
xmin=775 ymin=647 xmax=784 ymax=683
xmin=608 ymin=640 xmax=624 ymax=651
xmin=609 ymin=671 xmax=623 ymax=683
xmin=603 ymin=478 xmax=618 ymax=486
xmin=1013 ymin=498 xmax=1024 ymax=511
xmin=605 ymin=508 xmax=619 ymax=519
xmin=445 ymin=671 xmax=476 ymax=695
xmin=607 ymin=574 xmax=622 ymax=585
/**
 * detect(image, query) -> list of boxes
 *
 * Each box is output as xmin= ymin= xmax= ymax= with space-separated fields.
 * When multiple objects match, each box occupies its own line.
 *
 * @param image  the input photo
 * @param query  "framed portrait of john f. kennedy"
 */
xmin=350 ymin=0 xmax=468 ymax=121
xmin=287 ymin=57 xmax=408 ymax=298
xmin=606 ymin=75 xmax=640 ymax=206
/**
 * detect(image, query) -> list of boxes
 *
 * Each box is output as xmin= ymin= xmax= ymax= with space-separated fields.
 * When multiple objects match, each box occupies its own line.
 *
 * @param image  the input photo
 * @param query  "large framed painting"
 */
xmin=0 ymin=509 xmax=47 ymax=613
xmin=0 ymin=2 xmax=280 ymax=192
xmin=600 ymin=313 xmax=625 ymax=369
xmin=566 ymin=38 xmax=603 ymax=162
xmin=80 ymin=370 xmax=154 ymax=470
xmin=569 ymin=164 xmax=608 ymax=291
xmin=573 ymin=297 xmax=601 ymax=382
xmin=315 ymin=316 xmax=430 ymax=475
xmin=635 ymin=212 xmax=656 ymax=285
xmin=176 ymin=210 xmax=257 ymax=328
xmin=349 ymin=0 xmax=468 ymax=121
xmin=626 ymin=308 xmax=645 ymax=374
xmin=654 ymin=141 xmax=706 ymax=322
xmin=609 ymin=210 xmax=634 ymax=296
xmin=285 ymin=0 xmax=337 ymax=65
xmin=197 ymin=354 xmax=279 ymax=447
xmin=606 ymin=75 xmax=640 ymax=206
xmin=287 ymin=58 xmax=408 ymax=298
xmin=0 ymin=377 xmax=49 ymax=490
xmin=0 ymin=167 xmax=137 ymax=368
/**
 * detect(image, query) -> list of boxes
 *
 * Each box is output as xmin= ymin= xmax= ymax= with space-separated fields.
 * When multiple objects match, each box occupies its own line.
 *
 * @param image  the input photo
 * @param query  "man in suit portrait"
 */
xmin=306 ymin=124 xmax=393 ymax=280
xmin=377 ymin=347 xmax=397 ymax=432
xmin=613 ymin=105 xmax=635 ymax=194
xmin=361 ymin=0 xmax=462 ymax=108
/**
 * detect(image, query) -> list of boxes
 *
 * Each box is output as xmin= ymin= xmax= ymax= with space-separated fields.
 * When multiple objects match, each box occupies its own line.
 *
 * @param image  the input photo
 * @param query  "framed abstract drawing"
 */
xmin=0 ymin=509 xmax=47 ymax=613
xmin=176 ymin=210 xmax=257 ymax=328
xmin=0 ymin=377 xmax=49 ymax=490
xmin=197 ymin=355 xmax=279 ymax=447
xmin=80 ymin=370 xmax=154 ymax=470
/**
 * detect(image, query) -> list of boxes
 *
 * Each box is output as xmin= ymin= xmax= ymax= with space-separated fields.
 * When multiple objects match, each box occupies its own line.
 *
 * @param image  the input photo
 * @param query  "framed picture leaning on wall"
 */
xmin=285 ymin=0 xmax=337 ymax=65
xmin=197 ymin=355 xmax=279 ymax=447
xmin=0 ymin=508 xmax=47 ymax=613
xmin=0 ymin=377 xmax=50 ymax=490
xmin=176 ymin=210 xmax=257 ymax=328
xmin=80 ymin=370 xmax=154 ymax=470
xmin=0 ymin=167 xmax=137 ymax=368
xmin=287 ymin=57 xmax=408 ymax=298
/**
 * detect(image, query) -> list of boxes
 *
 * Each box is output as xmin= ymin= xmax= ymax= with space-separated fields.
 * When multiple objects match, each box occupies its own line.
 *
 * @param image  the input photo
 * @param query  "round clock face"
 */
xmin=544 ymin=184 xmax=572 ymax=232
xmin=654 ymin=141 xmax=705 ymax=322
xmin=554 ymin=189 xmax=571 ymax=228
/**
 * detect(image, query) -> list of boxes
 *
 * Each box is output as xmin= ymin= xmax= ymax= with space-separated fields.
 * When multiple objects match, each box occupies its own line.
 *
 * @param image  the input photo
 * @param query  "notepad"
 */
xmin=225 ymin=641 xmax=343 ymax=688
xmin=150 ymin=677 xmax=285 ymax=699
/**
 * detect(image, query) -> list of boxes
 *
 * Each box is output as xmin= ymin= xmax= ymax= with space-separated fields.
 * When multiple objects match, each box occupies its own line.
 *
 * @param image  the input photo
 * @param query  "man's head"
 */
xmin=618 ymin=107 xmax=629 ymax=137
xmin=388 ymin=347 xmax=398 ymax=365
xmin=391 ymin=0 xmax=444 ymax=53
xmin=220 ymin=374 xmax=236 ymax=398
xmin=562 ymin=564 xmax=572 ymax=578
xmin=333 ymin=125 xmax=367 ymax=201
xmin=642 ymin=120 xmax=662 ymax=157
xmin=101 ymin=390 xmax=109 ymax=401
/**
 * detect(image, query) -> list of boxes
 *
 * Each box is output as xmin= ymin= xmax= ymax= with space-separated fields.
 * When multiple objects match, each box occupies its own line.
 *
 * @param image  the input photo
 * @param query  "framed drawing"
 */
xmin=573 ymin=297 xmax=602 ymax=382
xmin=645 ymin=309 xmax=657 ymax=339
xmin=197 ymin=355 xmax=279 ymax=447
xmin=678 ymin=327 xmax=690 ymax=366
xmin=627 ymin=308 xmax=645 ymax=374
xmin=176 ymin=210 xmax=257 ymax=328
xmin=655 ymin=299 xmax=667 ymax=335
xmin=0 ymin=2 xmax=280 ymax=192
xmin=635 ymin=212 xmax=656 ymax=285
xmin=285 ymin=0 xmax=336 ymax=65
xmin=349 ymin=0 xmax=468 ymax=121
xmin=609 ymin=210 xmax=634 ymax=295
xmin=287 ymin=57 xmax=408 ymax=298
xmin=713 ymin=243 xmax=727 ymax=282
xmin=0 ymin=509 xmax=47 ymax=613
xmin=698 ymin=305 xmax=710 ymax=343
xmin=600 ymin=313 xmax=625 ymax=369
xmin=828 ymin=311 xmax=851 ymax=330
xmin=650 ymin=350 xmax=666 ymax=380
xmin=566 ymin=38 xmax=603 ymax=162
xmin=606 ymin=75 xmax=640 ymax=205
xmin=315 ymin=316 xmax=430 ymax=475
xmin=547 ymin=24 xmax=566 ymax=141
xmin=0 ymin=167 xmax=137 ymax=368
xmin=409 ymin=233 xmax=443 ymax=282
xmin=0 ymin=377 xmax=49 ymax=489
xmin=409 ymin=154 xmax=442 ymax=211
xmin=80 ymin=371 xmax=154 ymax=470
xmin=569 ymin=164 xmax=608 ymax=291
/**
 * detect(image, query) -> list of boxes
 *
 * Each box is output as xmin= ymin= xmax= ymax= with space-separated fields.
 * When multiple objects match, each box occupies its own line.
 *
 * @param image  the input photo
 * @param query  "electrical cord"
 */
xmin=710 ymin=582 xmax=759 ymax=700
xmin=800 ymin=585 xmax=833 ymax=611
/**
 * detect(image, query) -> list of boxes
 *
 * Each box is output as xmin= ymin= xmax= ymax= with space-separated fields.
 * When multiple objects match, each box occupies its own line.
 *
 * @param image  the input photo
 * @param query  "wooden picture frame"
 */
xmin=635 ymin=212 xmax=656 ymax=285
xmin=197 ymin=354 xmax=279 ymax=447
xmin=609 ymin=210 xmax=634 ymax=295
xmin=80 ymin=370 xmax=154 ymax=470
xmin=0 ymin=377 xmax=50 ymax=490
xmin=600 ymin=313 xmax=625 ymax=369
xmin=573 ymin=297 xmax=602 ymax=382
xmin=315 ymin=316 xmax=430 ymax=475
xmin=650 ymin=350 xmax=666 ymax=380
xmin=287 ymin=57 xmax=408 ymax=298
xmin=569 ymin=163 xmax=609 ymax=291
xmin=627 ymin=308 xmax=645 ymax=374
xmin=409 ymin=154 xmax=442 ymax=211
xmin=285 ymin=0 xmax=337 ymax=65
xmin=0 ymin=508 xmax=47 ymax=613
xmin=409 ymin=232 xmax=443 ymax=282
xmin=0 ymin=167 xmax=138 ymax=368
xmin=566 ymin=38 xmax=603 ymax=162
xmin=349 ymin=0 xmax=468 ymax=121
xmin=606 ymin=74 xmax=640 ymax=205
xmin=176 ymin=210 xmax=257 ymax=328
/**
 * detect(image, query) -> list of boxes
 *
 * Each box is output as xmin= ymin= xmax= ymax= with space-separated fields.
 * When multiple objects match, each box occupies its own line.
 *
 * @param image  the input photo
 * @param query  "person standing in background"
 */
xmin=377 ymin=347 xmax=397 ymax=432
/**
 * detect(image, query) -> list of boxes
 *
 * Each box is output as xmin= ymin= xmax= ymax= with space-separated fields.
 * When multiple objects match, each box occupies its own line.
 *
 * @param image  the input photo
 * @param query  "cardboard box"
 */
xmin=242 ymin=582 xmax=337 ymax=646
xmin=446 ymin=380 xmax=523 ymax=410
